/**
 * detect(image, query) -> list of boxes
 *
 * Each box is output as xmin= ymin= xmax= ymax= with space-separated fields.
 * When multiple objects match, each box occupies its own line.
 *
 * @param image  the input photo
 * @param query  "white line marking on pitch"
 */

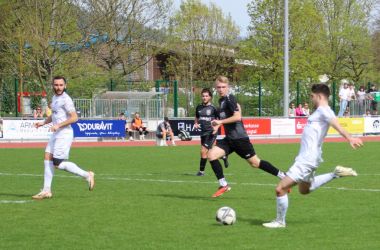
xmin=1 ymin=172 xmax=379 ymax=192
xmin=0 ymin=200 xmax=33 ymax=204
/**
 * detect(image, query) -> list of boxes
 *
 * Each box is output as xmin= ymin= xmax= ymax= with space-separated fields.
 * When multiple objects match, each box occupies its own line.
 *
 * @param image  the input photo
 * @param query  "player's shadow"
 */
xmin=237 ymin=216 xmax=265 ymax=226
xmin=149 ymin=193 xmax=210 ymax=201
xmin=0 ymin=193 xmax=31 ymax=198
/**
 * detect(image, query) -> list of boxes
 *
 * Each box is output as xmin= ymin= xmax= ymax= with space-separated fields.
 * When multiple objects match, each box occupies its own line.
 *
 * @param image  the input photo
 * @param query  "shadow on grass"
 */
xmin=238 ymin=216 xmax=265 ymax=226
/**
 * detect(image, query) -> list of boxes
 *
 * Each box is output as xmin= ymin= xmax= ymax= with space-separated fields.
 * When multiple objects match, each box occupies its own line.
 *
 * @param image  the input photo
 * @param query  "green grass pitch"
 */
xmin=0 ymin=142 xmax=379 ymax=249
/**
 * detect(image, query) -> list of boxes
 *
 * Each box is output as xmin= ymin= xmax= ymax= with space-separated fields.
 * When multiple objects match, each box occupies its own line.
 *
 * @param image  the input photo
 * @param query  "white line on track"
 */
xmin=1 ymin=172 xmax=380 ymax=192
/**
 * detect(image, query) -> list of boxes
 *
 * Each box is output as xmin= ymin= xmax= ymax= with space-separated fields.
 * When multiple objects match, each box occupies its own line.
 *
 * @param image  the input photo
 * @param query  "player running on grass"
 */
xmin=32 ymin=76 xmax=95 ymax=200
xmin=194 ymin=88 xmax=228 ymax=176
xmin=263 ymin=83 xmax=363 ymax=228
xmin=208 ymin=76 xmax=286 ymax=198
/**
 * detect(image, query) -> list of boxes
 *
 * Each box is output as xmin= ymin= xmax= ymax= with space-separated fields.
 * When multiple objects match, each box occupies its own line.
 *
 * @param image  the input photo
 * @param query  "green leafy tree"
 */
xmin=166 ymin=0 xmax=240 ymax=81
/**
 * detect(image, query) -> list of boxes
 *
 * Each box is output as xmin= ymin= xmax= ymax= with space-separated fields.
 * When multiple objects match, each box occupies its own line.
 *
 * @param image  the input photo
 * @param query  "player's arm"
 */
xmin=51 ymin=111 xmax=78 ymax=132
xmin=194 ymin=118 xmax=200 ymax=129
xmin=329 ymin=118 xmax=363 ymax=149
xmin=34 ymin=115 xmax=52 ymax=128
xmin=212 ymin=103 xmax=241 ymax=126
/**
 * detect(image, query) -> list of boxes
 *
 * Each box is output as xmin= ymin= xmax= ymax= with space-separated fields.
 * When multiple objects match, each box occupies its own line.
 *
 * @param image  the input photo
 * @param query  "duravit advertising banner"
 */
xmin=72 ymin=120 xmax=126 ymax=137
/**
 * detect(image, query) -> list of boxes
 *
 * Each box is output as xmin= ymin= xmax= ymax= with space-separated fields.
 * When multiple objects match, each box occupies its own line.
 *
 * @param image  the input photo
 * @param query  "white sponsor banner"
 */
xmin=271 ymin=118 xmax=295 ymax=135
xmin=364 ymin=117 xmax=380 ymax=134
xmin=3 ymin=120 xmax=53 ymax=139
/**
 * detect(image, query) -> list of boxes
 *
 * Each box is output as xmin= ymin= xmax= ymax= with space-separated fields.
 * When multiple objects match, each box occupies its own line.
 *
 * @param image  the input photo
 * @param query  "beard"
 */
xmin=54 ymin=88 xmax=64 ymax=95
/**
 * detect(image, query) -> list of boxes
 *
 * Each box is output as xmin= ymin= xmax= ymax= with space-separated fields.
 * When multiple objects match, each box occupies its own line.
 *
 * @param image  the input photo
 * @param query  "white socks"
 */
xmin=276 ymin=195 xmax=288 ymax=224
xmin=310 ymin=173 xmax=336 ymax=192
xmin=218 ymin=178 xmax=228 ymax=187
xmin=278 ymin=171 xmax=286 ymax=179
xmin=58 ymin=161 xmax=89 ymax=179
xmin=43 ymin=160 xmax=54 ymax=192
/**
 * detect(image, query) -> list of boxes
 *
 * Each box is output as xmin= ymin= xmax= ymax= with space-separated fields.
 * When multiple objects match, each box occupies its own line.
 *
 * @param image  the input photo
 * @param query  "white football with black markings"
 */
xmin=216 ymin=206 xmax=236 ymax=225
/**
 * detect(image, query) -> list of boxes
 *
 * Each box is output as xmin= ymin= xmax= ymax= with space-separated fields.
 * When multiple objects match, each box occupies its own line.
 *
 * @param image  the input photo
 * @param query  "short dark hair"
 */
xmin=311 ymin=83 xmax=330 ymax=97
xmin=164 ymin=117 xmax=169 ymax=122
xmin=201 ymin=88 xmax=212 ymax=97
xmin=53 ymin=76 xmax=66 ymax=84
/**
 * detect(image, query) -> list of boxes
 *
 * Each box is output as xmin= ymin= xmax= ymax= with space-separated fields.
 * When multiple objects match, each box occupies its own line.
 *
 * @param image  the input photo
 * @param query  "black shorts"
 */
xmin=216 ymin=137 xmax=256 ymax=159
xmin=200 ymin=134 xmax=217 ymax=149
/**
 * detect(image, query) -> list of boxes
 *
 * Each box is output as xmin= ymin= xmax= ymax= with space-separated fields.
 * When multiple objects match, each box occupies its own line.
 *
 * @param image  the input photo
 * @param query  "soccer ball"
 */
xmin=216 ymin=206 xmax=236 ymax=225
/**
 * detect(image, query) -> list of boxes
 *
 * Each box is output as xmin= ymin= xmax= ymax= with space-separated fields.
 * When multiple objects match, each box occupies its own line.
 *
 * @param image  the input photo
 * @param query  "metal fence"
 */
xmin=348 ymin=99 xmax=379 ymax=116
xmin=73 ymin=99 xmax=164 ymax=119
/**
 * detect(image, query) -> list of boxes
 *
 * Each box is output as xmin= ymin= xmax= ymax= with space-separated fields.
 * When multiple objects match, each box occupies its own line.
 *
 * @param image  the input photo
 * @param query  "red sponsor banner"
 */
xmin=295 ymin=118 xmax=308 ymax=134
xmin=243 ymin=118 xmax=271 ymax=135
xmin=219 ymin=119 xmax=271 ymax=136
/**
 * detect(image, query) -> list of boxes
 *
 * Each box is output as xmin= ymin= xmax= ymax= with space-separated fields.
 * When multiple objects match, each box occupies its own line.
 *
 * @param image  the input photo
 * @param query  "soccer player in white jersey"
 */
xmin=32 ymin=76 xmax=95 ymax=200
xmin=263 ymin=83 xmax=363 ymax=228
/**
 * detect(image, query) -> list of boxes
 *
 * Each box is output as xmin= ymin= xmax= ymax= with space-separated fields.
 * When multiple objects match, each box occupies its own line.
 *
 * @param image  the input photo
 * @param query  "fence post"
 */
xmin=332 ymin=81 xmax=336 ymax=113
xmin=110 ymin=78 xmax=114 ymax=91
xmin=258 ymin=80 xmax=262 ymax=117
xmin=14 ymin=78 xmax=18 ymax=117
xmin=174 ymin=80 xmax=178 ymax=117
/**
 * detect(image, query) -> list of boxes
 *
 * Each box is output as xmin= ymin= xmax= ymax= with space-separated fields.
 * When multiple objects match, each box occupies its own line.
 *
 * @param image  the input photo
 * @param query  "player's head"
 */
xmin=52 ymin=76 xmax=67 ymax=96
xmin=311 ymin=83 xmax=330 ymax=106
xmin=164 ymin=116 xmax=169 ymax=123
xmin=201 ymin=88 xmax=212 ymax=104
xmin=135 ymin=112 xmax=140 ymax=118
xmin=215 ymin=76 xmax=229 ymax=97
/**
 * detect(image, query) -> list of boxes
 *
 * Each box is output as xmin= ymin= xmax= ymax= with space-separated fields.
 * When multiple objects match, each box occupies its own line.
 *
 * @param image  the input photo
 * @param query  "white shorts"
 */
xmin=286 ymin=162 xmax=316 ymax=184
xmin=45 ymin=132 xmax=73 ymax=160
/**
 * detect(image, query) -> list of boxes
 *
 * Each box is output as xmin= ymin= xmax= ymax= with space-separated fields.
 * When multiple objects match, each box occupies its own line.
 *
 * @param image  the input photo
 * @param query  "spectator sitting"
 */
xmin=118 ymin=112 xmax=133 ymax=141
xmin=156 ymin=117 xmax=175 ymax=146
xmin=363 ymin=109 xmax=371 ymax=117
xmin=302 ymin=102 xmax=310 ymax=116
xmin=295 ymin=103 xmax=305 ymax=116
xmin=288 ymin=103 xmax=296 ymax=117
xmin=33 ymin=106 xmax=44 ymax=119
xmin=357 ymin=86 xmax=366 ymax=115
xmin=131 ymin=112 xmax=149 ymax=140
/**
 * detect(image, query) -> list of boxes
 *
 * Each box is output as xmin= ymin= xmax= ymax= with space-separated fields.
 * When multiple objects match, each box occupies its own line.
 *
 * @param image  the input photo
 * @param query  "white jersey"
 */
xmin=295 ymin=105 xmax=336 ymax=167
xmin=51 ymin=92 xmax=76 ymax=136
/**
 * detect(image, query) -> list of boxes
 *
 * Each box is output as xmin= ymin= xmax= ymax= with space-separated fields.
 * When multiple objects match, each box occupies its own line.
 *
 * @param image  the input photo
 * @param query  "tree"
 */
xmin=0 ymin=0 xmax=84 ymax=83
xmin=79 ymin=0 xmax=172 ymax=80
xmin=165 ymin=0 xmax=240 ymax=81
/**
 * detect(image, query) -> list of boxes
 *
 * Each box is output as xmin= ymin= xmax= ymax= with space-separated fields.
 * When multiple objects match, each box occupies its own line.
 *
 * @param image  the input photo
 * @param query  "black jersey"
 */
xmin=195 ymin=103 xmax=218 ymax=136
xmin=218 ymin=94 xmax=248 ymax=139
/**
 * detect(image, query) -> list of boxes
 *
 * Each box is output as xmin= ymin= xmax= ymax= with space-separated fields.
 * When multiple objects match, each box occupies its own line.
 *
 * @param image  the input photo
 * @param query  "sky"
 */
xmin=172 ymin=0 xmax=252 ymax=37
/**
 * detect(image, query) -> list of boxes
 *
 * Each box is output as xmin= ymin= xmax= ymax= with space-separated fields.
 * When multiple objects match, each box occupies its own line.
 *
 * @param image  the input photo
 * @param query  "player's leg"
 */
xmin=207 ymin=139 xmax=231 ymax=197
xmin=54 ymin=136 xmax=95 ymax=191
xmin=32 ymin=138 xmax=55 ymax=200
xmin=197 ymin=135 xmax=208 ymax=176
xmin=234 ymin=138 xmax=285 ymax=179
xmin=308 ymin=165 xmax=357 ymax=192
xmin=263 ymin=176 xmax=296 ymax=228
xmin=169 ymin=131 xmax=176 ymax=145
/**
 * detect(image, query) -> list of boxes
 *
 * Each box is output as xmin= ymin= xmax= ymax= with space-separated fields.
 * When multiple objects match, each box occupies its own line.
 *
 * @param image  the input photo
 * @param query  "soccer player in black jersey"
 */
xmin=208 ymin=76 xmax=286 ymax=198
xmin=194 ymin=88 xmax=228 ymax=176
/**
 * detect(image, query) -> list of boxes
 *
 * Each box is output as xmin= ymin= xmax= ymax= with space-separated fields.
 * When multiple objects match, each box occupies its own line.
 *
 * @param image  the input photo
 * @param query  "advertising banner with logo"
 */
xmin=72 ymin=120 xmax=126 ymax=137
xmin=271 ymin=118 xmax=295 ymax=135
xmin=364 ymin=117 xmax=380 ymax=134
xmin=328 ymin=118 xmax=364 ymax=135
xmin=243 ymin=119 xmax=271 ymax=135
xmin=295 ymin=118 xmax=308 ymax=134
xmin=3 ymin=120 xmax=52 ymax=139
xmin=169 ymin=119 xmax=201 ymax=136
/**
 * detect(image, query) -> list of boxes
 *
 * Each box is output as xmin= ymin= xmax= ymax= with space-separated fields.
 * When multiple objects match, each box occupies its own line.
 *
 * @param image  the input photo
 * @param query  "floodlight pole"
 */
xmin=283 ymin=0 xmax=289 ymax=117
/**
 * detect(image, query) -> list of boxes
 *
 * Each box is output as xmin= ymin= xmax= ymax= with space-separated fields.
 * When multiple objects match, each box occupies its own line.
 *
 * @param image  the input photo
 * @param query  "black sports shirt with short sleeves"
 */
xmin=218 ymin=94 xmax=248 ymax=139
xmin=195 ymin=104 xmax=218 ymax=136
